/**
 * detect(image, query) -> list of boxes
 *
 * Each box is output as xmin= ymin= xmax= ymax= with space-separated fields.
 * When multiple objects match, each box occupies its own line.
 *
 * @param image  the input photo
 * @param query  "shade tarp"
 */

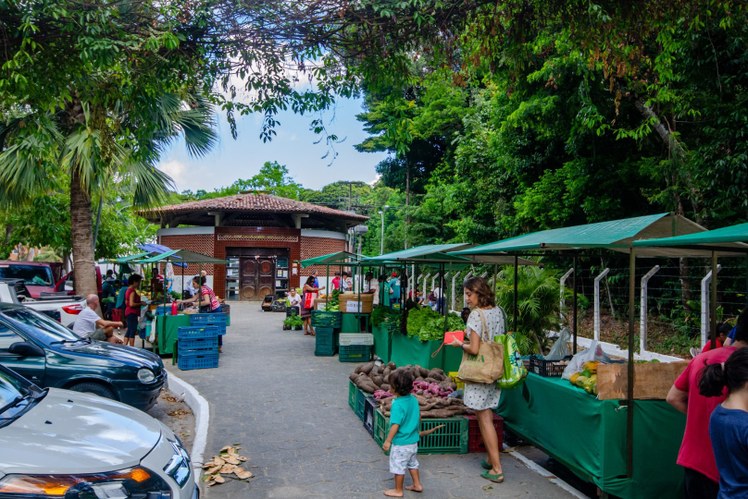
xmin=452 ymin=213 xmax=711 ymax=256
xmin=107 ymin=252 xmax=150 ymax=264
xmin=299 ymin=251 xmax=364 ymax=268
xmin=633 ymin=222 xmax=748 ymax=253
xmin=363 ymin=243 xmax=472 ymax=264
xmin=134 ymin=249 xmax=226 ymax=265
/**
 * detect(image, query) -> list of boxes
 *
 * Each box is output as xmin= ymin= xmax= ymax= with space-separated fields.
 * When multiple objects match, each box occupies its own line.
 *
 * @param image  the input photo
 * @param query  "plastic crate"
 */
xmin=339 ymin=345 xmax=372 ymax=363
xmin=339 ymin=333 xmax=374 ymax=346
xmin=311 ymin=310 xmax=342 ymax=328
xmin=178 ymin=336 xmax=218 ymax=354
xmin=177 ymin=326 xmax=220 ymax=340
xmin=465 ymin=414 xmax=504 ymax=453
xmin=355 ymin=386 xmax=367 ymax=421
xmin=373 ymin=410 xmax=468 ymax=454
xmin=348 ymin=380 xmax=358 ymax=412
xmin=314 ymin=327 xmax=338 ymax=356
xmin=188 ymin=314 xmax=227 ymax=335
xmin=528 ymin=355 xmax=571 ymax=377
xmin=178 ymin=352 xmax=219 ymax=371
xmin=363 ymin=397 xmax=377 ymax=436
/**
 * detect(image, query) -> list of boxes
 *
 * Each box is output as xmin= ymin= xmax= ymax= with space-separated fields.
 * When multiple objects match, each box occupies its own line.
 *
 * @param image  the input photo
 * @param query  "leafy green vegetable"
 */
xmin=406 ymin=306 xmax=466 ymax=341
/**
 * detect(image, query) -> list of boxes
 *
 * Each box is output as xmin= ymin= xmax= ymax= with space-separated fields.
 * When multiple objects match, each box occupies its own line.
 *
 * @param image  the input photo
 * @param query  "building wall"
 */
xmin=158 ymin=226 xmax=347 ymax=299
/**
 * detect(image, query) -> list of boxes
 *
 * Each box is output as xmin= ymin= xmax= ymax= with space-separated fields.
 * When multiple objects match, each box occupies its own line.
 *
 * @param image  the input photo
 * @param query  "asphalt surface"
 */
xmin=166 ymin=302 xmax=583 ymax=498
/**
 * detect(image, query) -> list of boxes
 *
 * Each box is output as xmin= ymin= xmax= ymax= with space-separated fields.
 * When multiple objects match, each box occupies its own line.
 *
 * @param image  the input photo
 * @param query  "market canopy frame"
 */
xmin=299 ymin=251 xmax=366 ymax=268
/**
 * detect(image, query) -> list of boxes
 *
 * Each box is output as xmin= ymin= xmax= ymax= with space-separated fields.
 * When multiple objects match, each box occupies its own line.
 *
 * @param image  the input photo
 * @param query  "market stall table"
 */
xmin=498 ymin=373 xmax=685 ymax=499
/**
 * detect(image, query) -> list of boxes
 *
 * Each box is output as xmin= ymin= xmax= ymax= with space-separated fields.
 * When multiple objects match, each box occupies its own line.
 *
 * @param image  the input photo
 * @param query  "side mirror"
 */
xmin=8 ymin=341 xmax=45 ymax=357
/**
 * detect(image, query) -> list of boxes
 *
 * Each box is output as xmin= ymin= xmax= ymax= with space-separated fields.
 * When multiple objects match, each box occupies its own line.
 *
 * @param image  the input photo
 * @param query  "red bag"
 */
xmin=303 ymin=292 xmax=316 ymax=309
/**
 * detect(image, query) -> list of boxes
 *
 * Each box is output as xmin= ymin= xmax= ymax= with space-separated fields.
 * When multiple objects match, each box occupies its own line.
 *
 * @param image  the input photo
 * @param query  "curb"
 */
xmin=166 ymin=371 xmax=210 ymax=481
xmin=504 ymin=445 xmax=588 ymax=499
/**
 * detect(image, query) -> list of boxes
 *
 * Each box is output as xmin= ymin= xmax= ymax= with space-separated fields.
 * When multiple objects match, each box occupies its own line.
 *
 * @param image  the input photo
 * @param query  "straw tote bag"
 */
xmin=457 ymin=309 xmax=504 ymax=384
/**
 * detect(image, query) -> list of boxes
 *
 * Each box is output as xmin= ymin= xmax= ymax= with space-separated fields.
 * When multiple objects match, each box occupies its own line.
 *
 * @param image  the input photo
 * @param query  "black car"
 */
xmin=0 ymin=303 xmax=166 ymax=410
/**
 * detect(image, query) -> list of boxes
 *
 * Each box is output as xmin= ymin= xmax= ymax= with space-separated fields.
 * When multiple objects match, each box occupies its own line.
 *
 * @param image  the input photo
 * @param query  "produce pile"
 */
xmin=349 ymin=361 xmax=467 ymax=418
xmin=318 ymin=289 xmax=340 ymax=311
xmin=569 ymin=361 xmax=600 ymax=395
xmin=406 ymin=307 xmax=465 ymax=341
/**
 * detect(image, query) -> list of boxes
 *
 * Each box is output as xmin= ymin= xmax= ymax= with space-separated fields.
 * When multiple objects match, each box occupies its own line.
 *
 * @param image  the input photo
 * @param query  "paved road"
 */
xmin=167 ymin=302 xmax=581 ymax=498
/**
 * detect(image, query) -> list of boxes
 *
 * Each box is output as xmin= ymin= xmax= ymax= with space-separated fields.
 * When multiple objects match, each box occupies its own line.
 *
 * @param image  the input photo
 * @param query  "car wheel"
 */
xmin=69 ymin=382 xmax=116 ymax=400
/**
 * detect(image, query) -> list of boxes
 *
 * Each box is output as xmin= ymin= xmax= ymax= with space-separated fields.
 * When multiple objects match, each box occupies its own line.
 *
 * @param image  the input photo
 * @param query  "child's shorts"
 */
xmin=389 ymin=443 xmax=419 ymax=475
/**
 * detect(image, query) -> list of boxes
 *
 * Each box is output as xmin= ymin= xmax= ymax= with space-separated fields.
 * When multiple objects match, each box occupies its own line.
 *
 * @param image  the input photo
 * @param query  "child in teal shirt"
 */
xmin=383 ymin=368 xmax=423 ymax=497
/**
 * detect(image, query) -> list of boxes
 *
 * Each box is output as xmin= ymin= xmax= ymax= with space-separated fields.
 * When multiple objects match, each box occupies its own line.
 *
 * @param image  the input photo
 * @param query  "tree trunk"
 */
xmin=70 ymin=169 xmax=98 ymax=297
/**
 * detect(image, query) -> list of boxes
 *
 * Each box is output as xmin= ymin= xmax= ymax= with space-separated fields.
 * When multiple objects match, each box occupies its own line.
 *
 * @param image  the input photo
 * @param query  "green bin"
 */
xmin=390 ymin=334 xmax=443 ymax=370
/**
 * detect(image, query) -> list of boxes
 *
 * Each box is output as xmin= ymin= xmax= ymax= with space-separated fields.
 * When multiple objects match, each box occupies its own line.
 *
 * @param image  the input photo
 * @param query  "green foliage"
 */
xmin=406 ymin=306 xmax=464 ymax=341
xmin=495 ymin=266 xmax=565 ymax=354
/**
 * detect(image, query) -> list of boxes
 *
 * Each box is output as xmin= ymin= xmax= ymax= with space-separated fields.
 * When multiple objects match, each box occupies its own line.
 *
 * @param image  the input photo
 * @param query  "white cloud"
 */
xmin=159 ymin=159 xmax=188 ymax=189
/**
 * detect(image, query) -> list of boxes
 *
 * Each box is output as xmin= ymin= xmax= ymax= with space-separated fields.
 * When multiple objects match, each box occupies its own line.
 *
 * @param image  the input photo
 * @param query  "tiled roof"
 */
xmin=139 ymin=192 xmax=368 ymax=222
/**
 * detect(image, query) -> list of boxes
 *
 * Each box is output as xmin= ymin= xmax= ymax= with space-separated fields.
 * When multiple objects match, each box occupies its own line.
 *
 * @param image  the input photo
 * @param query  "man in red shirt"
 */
xmin=667 ymin=308 xmax=748 ymax=498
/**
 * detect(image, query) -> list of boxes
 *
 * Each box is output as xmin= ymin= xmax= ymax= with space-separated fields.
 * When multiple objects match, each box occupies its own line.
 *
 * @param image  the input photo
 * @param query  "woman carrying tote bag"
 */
xmin=449 ymin=276 xmax=506 ymax=484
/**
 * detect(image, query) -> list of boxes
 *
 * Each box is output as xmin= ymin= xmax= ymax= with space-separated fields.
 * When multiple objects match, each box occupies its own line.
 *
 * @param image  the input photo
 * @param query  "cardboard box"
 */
xmin=338 ymin=293 xmax=373 ymax=314
xmin=596 ymin=361 xmax=688 ymax=400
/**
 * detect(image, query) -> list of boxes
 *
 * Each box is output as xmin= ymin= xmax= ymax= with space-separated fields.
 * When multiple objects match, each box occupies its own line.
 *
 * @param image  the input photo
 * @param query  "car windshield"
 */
xmin=0 ymin=367 xmax=29 ymax=413
xmin=3 ymin=308 xmax=81 ymax=345
xmin=0 ymin=264 xmax=53 ymax=286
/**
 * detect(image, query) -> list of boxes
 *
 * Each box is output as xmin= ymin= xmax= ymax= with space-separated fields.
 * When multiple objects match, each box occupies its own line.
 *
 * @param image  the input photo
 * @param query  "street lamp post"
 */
xmin=378 ymin=205 xmax=389 ymax=255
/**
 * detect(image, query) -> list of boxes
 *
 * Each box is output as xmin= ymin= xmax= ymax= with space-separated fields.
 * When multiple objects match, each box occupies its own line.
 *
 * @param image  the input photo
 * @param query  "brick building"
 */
xmin=139 ymin=193 xmax=368 ymax=301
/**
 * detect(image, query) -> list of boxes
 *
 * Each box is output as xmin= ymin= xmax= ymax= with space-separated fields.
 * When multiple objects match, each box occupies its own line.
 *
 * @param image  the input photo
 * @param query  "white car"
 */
xmin=0 ymin=364 xmax=198 ymax=498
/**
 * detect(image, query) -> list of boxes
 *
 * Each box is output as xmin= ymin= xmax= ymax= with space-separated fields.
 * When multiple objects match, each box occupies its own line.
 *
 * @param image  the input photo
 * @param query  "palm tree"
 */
xmin=0 ymin=93 xmax=217 ymax=296
xmin=495 ymin=265 xmax=564 ymax=354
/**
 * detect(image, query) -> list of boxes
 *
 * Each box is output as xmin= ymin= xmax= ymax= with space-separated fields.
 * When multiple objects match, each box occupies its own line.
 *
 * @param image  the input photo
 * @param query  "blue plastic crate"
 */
xmin=177 ymin=326 xmax=220 ymax=340
xmin=188 ymin=314 xmax=227 ymax=335
xmin=178 ymin=352 xmax=219 ymax=371
xmin=178 ymin=336 xmax=218 ymax=354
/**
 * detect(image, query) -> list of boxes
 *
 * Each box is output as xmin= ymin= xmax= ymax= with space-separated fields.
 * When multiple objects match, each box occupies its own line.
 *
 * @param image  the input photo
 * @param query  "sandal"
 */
xmin=480 ymin=459 xmax=492 ymax=470
xmin=480 ymin=470 xmax=504 ymax=483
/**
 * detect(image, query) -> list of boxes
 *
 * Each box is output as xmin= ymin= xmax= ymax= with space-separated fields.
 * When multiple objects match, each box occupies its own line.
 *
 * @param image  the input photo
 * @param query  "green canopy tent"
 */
xmin=633 ymin=222 xmax=748 ymax=350
xmin=453 ymin=212 xmax=714 ymax=478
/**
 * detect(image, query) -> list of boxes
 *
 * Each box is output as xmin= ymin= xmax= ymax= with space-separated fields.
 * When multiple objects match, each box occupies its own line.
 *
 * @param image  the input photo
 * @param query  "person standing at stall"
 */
xmin=124 ymin=274 xmax=144 ymax=347
xmin=449 ymin=276 xmax=506 ymax=483
xmin=698 ymin=347 xmax=748 ymax=499
xmin=667 ymin=307 xmax=748 ymax=498
xmin=301 ymin=276 xmax=324 ymax=336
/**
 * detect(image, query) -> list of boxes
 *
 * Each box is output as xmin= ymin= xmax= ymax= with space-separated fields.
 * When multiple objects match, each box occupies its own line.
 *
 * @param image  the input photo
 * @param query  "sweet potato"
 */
xmin=428 ymin=369 xmax=447 ymax=381
xmin=371 ymin=374 xmax=383 ymax=387
xmin=387 ymin=362 xmax=397 ymax=370
xmin=354 ymin=373 xmax=378 ymax=393
xmin=381 ymin=384 xmax=391 ymax=393
xmin=359 ymin=361 xmax=376 ymax=375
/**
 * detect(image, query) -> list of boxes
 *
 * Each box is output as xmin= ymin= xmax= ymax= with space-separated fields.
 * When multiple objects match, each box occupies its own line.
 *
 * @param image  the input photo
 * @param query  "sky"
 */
xmin=156 ymin=96 xmax=389 ymax=193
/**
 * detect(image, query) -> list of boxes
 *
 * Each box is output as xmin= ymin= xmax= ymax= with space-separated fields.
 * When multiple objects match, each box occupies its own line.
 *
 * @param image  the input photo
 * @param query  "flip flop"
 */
xmin=480 ymin=470 xmax=504 ymax=483
xmin=480 ymin=459 xmax=492 ymax=470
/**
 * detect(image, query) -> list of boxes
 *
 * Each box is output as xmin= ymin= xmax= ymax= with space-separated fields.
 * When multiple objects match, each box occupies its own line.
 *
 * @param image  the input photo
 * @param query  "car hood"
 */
xmin=65 ymin=341 xmax=164 ymax=371
xmin=0 ymin=388 xmax=163 ymax=474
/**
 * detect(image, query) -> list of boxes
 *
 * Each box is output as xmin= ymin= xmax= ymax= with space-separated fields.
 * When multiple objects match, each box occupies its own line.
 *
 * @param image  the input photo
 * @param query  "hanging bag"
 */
xmin=303 ymin=290 xmax=316 ymax=309
xmin=496 ymin=333 xmax=528 ymax=389
xmin=457 ymin=309 xmax=504 ymax=384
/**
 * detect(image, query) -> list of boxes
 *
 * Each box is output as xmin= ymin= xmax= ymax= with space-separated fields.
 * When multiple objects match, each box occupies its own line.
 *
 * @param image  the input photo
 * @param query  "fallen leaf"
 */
xmin=237 ymin=455 xmax=248 ymax=462
xmin=213 ymin=474 xmax=225 ymax=484
xmin=219 ymin=464 xmax=236 ymax=474
xmin=206 ymin=480 xmax=217 ymax=487
xmin=234 ymin=468 xmax=254 ymax=480
xmin=224 ymin=455 xmax=241 ymax=465
xmin=213 ymin=456 xmax=225 ymax=466
xmin=204 ymin=465 xmax=222 ymax=475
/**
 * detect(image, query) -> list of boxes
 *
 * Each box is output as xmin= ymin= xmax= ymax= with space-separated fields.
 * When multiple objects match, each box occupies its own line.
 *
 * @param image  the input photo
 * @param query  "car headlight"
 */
xmin=0 ymin=466 xmax=171 ymax=498
xmin=137 ymin=368 xmax=156 ymax=384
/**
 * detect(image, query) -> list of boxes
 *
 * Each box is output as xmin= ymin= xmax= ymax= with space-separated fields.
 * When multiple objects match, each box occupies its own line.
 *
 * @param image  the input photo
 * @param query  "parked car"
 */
xmin=0 ymin=303 xmax=166 ymax=411
xmin=0 ymin=278 xmax=85 ymax=326
xmin=0 ymin=363 xmax=197 ymax=498
xmin=0 ymin=261 xmax=63 ymax=299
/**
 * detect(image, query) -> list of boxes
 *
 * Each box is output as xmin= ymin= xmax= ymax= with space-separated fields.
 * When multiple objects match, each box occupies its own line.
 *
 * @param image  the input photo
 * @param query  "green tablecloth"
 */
xmin=155 ymin=314 xmax=192 ymax=355
xmin=498 ymin=373 xmax=685 ymax=498
xmin=372 ymin=324 xmax=391 ymax=363
xmin=390 ymin=334 xmax=443 ymax=370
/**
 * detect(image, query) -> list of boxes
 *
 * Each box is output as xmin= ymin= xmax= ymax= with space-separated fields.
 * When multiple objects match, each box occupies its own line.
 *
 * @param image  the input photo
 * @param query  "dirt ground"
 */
xmin=147 ymin=389 xmax=195 ymax=451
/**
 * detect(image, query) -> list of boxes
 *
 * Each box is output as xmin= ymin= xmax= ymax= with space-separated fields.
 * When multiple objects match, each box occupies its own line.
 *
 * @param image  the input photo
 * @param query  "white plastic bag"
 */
xmin=561 ymin=340 xmax=612 ymax=379
xmin=148 ymin=318 xmax=157 ymax=343
xmin=545 ymin=327 xmax=572 ymax=361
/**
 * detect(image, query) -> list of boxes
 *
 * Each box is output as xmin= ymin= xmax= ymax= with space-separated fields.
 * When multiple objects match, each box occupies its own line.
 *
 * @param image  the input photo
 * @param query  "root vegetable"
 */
xmin=359 ymin=362 xmax=376 ymax=375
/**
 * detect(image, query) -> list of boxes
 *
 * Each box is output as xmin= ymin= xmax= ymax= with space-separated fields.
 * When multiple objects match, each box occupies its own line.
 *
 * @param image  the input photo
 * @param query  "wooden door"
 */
xmin=258 ymin=259 xmax=275 ymax=298
xmin=240 ymin=258 xmax=258 ymax=300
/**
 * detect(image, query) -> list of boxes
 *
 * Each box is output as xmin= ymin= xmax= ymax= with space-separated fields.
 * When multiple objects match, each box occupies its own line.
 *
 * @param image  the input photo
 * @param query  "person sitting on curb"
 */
xmin=72 ymin=294 xmax=124 ymax=344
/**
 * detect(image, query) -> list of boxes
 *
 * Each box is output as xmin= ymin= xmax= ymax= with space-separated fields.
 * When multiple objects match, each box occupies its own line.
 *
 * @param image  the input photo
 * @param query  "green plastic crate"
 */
xmin=355 ymin=386 xmax=367 ymax=421
xmin=348 ymin=379 xmax=357 ymax=412
xmin=339 ymin=344 xmax=372 ymax=363
xmin=373 ymin=409 xmax=468 ymax=454
xmin=311 ymin=310 xmax=342 ymax=328
xmin=314 ymin=327 xmax=338 ymax=356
